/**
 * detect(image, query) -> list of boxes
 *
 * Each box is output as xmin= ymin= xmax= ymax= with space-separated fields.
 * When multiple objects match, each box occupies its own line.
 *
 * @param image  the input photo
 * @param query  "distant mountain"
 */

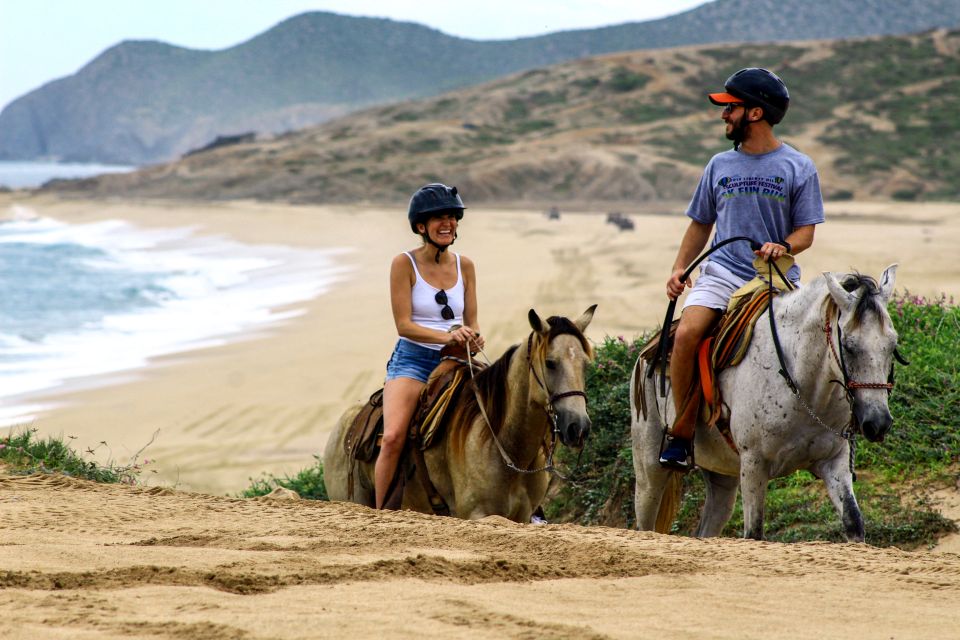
xmin=3 ymin=0 xmax=960 ymax=164
xmin=49 ymin=29 xmax=960 ymax=203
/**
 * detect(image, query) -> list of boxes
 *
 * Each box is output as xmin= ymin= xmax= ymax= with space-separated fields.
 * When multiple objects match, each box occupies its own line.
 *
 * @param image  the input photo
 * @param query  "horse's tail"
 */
xmin=654 ymin=472 xmax=684 ymax=534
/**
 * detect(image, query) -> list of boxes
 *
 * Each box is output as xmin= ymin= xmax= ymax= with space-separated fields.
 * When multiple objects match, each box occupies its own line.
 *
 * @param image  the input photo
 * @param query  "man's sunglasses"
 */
xmin=722 ymin=103 xmax=746 ymax=114
xmin=435 ymin=289 xmax=455 ymax=320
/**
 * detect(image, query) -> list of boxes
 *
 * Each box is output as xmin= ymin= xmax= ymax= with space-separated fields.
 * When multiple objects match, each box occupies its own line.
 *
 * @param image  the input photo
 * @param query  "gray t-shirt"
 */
xmin=686 ymin=143 xmax=825 ymax=281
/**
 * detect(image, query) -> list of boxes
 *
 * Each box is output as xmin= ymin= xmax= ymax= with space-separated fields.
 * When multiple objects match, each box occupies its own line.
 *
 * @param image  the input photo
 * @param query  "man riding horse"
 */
xmin=659 ymin=68 xmax=826 ymax=469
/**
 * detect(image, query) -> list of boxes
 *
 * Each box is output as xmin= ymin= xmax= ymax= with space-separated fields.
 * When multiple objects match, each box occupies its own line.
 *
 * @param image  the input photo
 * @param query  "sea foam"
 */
xmin=0 ymin=212 xmax=350 ymax=426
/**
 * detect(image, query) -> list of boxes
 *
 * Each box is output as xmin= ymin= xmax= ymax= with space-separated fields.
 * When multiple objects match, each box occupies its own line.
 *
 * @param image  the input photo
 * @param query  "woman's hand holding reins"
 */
xmin=448 ymin=325 xmax=484 ymax=351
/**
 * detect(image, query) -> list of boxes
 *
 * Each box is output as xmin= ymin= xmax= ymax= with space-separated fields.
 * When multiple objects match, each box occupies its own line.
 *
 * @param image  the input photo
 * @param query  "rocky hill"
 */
xmin=3 ymin=0 xmax=960 ymax=164
xmin=48 ymin=29 xmax=960 ymax=204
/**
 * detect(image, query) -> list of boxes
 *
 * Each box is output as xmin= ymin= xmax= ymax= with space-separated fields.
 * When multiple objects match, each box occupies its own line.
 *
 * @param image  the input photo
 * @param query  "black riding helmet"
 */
xmin=708 ymin=67 xmax=790 ymax=125
xmin=407 ymin=183 xmax=466 ymax=262
xmin=407 ymin=183 xmax=466 ymax=233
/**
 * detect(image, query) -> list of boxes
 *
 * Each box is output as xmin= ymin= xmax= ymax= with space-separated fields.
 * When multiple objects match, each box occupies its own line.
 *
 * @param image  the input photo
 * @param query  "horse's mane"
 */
xmin=447 ymin=344 xmax=518 ymax=456
xmin=447 ymin=316 xmax=593 ymax=457
xmin=838 ymin=272 xmax=887 ymax=326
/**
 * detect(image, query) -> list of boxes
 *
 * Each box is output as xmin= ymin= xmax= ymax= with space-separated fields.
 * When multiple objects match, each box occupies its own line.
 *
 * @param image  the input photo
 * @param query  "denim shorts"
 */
xmin=385 ymin=339 xmax=441 ymax=383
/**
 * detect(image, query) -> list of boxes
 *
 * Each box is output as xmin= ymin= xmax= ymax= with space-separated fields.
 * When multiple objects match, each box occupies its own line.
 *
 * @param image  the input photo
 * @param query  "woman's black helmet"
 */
xmin=408 ymin=183 xmax=465 ymax=233
xmin=708 ymin=67 xmax=790 ymax=125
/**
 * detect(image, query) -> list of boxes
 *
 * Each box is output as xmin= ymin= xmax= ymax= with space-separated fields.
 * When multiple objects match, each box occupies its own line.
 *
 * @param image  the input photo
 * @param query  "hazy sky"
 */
xmin=0 ymin=0 xmax=711 ymax=111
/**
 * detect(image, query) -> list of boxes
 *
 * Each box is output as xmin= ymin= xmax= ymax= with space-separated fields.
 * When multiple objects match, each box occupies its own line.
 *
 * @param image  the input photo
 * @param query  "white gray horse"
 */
xmin=632 ymin=266 xmax=900 ymax=541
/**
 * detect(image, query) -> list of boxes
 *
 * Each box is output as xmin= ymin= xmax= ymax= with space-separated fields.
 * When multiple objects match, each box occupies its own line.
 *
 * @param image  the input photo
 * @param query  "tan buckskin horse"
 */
xmin=324 ymin=305 xmax=596 ymax=521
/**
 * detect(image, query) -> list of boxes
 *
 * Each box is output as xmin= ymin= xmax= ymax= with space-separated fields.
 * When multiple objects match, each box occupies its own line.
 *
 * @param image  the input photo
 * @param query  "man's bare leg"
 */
xmin=660 ymin=305 xmax=720 ymax=468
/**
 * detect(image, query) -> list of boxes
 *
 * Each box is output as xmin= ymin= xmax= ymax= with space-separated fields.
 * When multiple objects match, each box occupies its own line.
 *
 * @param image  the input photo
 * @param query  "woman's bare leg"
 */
xmin=375 ymin=377 xmax=424 ymax=508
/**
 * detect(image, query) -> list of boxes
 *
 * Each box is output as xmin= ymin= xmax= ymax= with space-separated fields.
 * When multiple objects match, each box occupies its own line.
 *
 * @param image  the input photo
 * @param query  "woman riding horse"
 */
xmin=375 ymin=183 xmax=484 ymax=509
xmin=325 ymin=305 xmax=597 ymax=522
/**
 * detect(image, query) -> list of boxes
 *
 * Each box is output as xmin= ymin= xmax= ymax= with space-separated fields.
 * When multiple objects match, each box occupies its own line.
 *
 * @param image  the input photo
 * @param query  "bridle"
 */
xmin=525 ymin=332 xmax=590 ymax=427
xmin=465 ymin=331 xmax=588 ymax=476
xmin=824 ymin=304 xmax=902 ymax=394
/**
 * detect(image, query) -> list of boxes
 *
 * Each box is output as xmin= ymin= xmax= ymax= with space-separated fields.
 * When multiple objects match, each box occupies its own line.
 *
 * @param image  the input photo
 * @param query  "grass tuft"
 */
xmin=238 ymin=455 xmax=328 ymax=500
xmin=0 ymin=427 xmax=154 ymax=485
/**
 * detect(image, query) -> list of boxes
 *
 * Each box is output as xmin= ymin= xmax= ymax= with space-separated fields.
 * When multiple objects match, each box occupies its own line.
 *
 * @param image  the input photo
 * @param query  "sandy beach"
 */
xmin=0 ymin=473 xmax=958 ymax=640
xmin=3 ymin=194 xmax=960 ymax=495
xmin=1 ymin=195 xmax=959 ymax=639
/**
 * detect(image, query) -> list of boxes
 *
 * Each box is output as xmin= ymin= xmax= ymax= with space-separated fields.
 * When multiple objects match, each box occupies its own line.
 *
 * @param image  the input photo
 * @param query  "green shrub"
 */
xmin=545 ymin=334 xmax=653 ymax=526
xmin=892 ymin=188 xmax=920 ymax=201
xmin=607 ymin=67 xmax=649 ymax=93
xmin=392 ymin=111 xmax=420 ymax=122
xmin=406 ymin=138 xmax=443 ymax=153
xmin=513 ymin=119 xmax=555 ymax=134
xmin=828 ymin=189 xmax=854 ymax=201
xmin=503 ymin=98 xmax=530 ymax=121
xmin=859 ymin=293 xmax=960 ymax=472
xmin=238 ymin=455 xmax=328 ymax=500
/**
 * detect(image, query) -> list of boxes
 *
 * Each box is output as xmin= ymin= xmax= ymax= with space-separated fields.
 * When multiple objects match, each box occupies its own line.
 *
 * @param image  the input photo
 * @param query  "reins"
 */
xmin=464 ymin=332 xmax=586 ymax=476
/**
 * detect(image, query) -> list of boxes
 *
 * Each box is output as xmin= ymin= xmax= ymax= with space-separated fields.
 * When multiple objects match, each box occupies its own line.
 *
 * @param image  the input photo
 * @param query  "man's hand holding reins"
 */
xmin=754 ymin=241 xmax=790 ymax=262
xmin=666 ymin=268 xmax=691 ymax=301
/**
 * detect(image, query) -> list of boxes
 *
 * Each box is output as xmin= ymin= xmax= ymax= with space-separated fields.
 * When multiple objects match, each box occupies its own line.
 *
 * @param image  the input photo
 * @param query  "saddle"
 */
xmin=636 ymin=255 xmax=796 ymax=447
xmin=344 ymin=389 xmax=384 ymax=464
xmin=343 ymin=343 xmax=486 ymax=514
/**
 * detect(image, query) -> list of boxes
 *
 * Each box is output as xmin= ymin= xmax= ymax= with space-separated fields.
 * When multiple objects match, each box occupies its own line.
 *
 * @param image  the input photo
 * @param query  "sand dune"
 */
xmin=0 ymin=473 xmax=957 ymax=639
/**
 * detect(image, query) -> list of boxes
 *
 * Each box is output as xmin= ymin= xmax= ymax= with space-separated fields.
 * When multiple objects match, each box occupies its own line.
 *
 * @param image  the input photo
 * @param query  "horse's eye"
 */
xmin=545 ymin=359 xmax=557 ymax=370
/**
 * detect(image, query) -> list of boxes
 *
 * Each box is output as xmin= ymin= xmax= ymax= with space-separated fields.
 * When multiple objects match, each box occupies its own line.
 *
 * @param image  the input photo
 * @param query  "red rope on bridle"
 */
xmin=824 ymin=305 xmax=894 ymax=392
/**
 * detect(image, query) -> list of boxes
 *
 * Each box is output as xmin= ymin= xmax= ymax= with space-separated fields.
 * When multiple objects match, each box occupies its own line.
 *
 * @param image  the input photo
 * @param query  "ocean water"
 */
xmin=0 ymin=161 xmax=135 ymax=189
xmin=0 ymin=208 xmax=350 ymax=425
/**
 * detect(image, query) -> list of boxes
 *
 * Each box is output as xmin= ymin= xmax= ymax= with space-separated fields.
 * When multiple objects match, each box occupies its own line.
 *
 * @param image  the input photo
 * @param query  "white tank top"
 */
xmin=402 ymin=251 xmax=465 ymax=351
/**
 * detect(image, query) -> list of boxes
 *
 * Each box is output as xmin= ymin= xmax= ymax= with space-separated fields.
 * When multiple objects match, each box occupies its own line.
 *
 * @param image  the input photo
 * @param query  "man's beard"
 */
xmin=726 ymin=117 xmax=750 ymax=150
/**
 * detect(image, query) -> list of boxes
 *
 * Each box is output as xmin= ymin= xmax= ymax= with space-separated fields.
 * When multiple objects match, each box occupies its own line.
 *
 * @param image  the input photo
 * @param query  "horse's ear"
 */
xmin=824 ymin=272 xmax=857 ymax=312
xmin=528 ymin=309 xmax=549 ymax=334
xmin=574 ymin=304 xmax=597 ymax=333
xmin=879 ymin=263 xmax=898 ymax=301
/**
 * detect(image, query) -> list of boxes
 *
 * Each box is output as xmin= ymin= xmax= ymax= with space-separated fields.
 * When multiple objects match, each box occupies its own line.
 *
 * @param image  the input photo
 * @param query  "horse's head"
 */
xmin=824 ymin=264 xmax=899 ymax=442
xmin=527 ymin=305 xmax=596 ymax=448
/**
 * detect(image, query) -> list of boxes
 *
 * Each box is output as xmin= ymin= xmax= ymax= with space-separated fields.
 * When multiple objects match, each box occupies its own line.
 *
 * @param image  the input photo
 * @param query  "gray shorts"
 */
xmin=682 ymin=261 xmax=748 ymax=312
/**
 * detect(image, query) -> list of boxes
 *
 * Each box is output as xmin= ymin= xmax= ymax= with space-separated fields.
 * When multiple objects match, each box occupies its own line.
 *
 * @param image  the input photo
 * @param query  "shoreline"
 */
xmin=0 ymin=211 xmax=350 ymax=428
xmin=2 ymin=195 xmax=959 ymax=495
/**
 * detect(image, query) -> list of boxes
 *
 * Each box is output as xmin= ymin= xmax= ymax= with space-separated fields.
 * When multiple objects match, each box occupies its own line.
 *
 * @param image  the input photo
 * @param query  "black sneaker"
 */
xmin=659 ymin=437 xmax=692 ymax=470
